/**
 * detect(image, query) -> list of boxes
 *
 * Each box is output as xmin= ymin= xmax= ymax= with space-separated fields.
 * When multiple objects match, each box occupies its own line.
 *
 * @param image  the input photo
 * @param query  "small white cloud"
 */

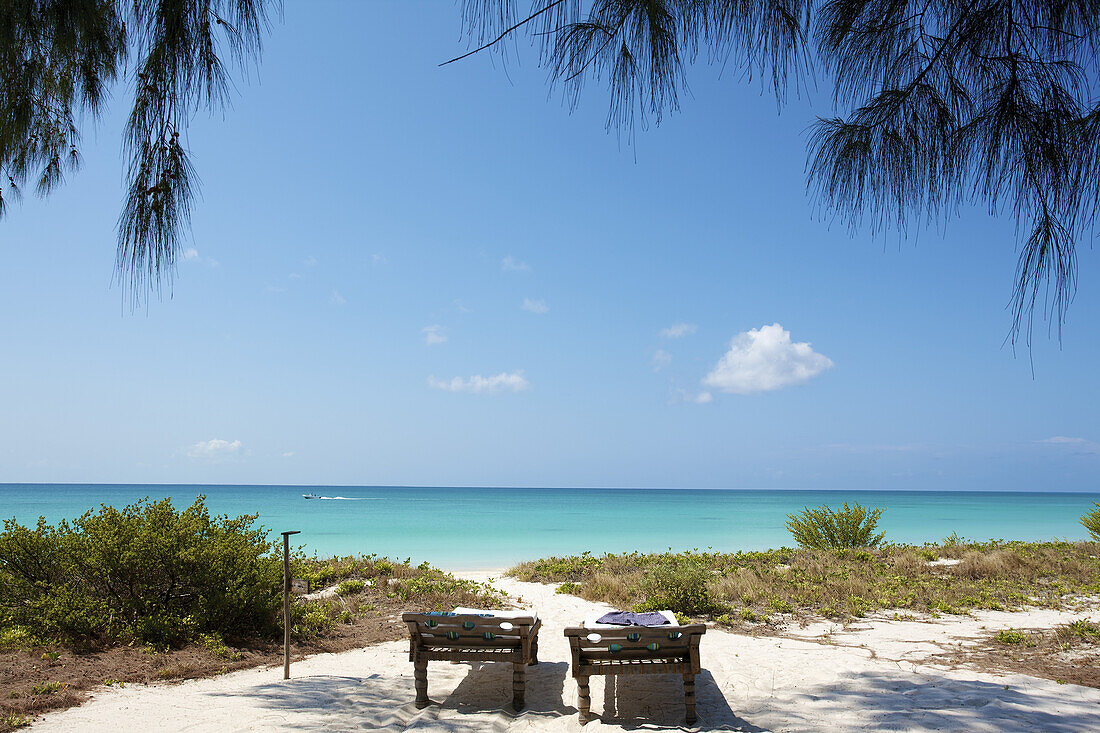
xmin=428 ymin=371 xmax=531 ymax=394
xmin=454 ymin=299 xmax=472 ymax=313
xmin=187 ymin=438 xmax=243 ymax=460
xmin=264 ymin=284 xmax=286 ymax=293
xmin=304 ymin=256 xmax=318 ymax=267
xmin=1036 ymin=436 xmax=1100 ymax=455
xmin=671 ymin=388 xmax=713 ymax=404
xmin=521 ymin=298 xmax=549 ymax=314
xmin=1037 ymin=436 xmax=1089 ymax=445
xmin=660 ymin=322 xmax=697 ymax=339
xmin=329 ymin=290 xmax=346 ymax=305
xmin=652 ymin=349 xmax=672 ymax=370
xmin=182 ymin=248 xmax=217 ymax=267
xmin=502 ymin=256 xmax=531 ymax=273
xmin=422 ymin=324 xmax=447 ymax=345
xmin=372 ymin=253 xmax=387 ymax=265
xmin=289 ymin=272 xmax=302 ymax=280
xmin=281 ymin=451 xmax=295 ymax=458
xmin=702 ymin=323 xmax=833 ymax=395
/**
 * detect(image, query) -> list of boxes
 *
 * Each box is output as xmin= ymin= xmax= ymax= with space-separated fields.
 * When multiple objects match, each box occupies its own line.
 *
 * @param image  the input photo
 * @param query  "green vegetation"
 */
xmin=555 ymin=582 xmax=580 ymax=595
xmin=634 ymin=554 xmax=715 ymax=615
xmin=995 ymin=629 xmax=1034 ymax=646
xmin=0 ymin=500 xmax=504 ymax=652
xmin=785 ymin=503 xmax=886 ymax=549
xmin=29 ymin=682 xmax=64 ymax=696
xmin=335 ymin=580 xmax=365 ymax=596
xmin=0 ymin=497 xmax=280 ymax=647
xmin=2 ymin=714 xmax=29 ymax=730
xmin=510 ymin=540 xmax=1100 ymax=622
xmin=1082 ymin=504 xmax=1100 ymax=541
xmin=1059 ymin=618 xmax=1100 ymax=642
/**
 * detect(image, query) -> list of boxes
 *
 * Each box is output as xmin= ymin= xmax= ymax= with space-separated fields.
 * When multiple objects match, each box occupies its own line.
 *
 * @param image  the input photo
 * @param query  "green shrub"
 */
xmin=634 ymin=555 xmax=714 ymax=615
xmin=785 ymin=503 xmax=886 ymax=549
xmin=3 ymin=713 xmax=31 ymax=729
xmin=555 ymin=582 xmax=580 ymax=595
xmin=0 ymin=497 xmax=281 ymax=647
xmin=336 ymin=579 xmax=365 ymax=596
xmin=1060 ymin=618 xmax=1100 ymax=641
xmin=1081 ymin=504 xmax=1100 ymax=541
xmin=30 ymin=681 xmax=64 ymax=695
xmin=995 ymin=628 xmax=1033 ymax=645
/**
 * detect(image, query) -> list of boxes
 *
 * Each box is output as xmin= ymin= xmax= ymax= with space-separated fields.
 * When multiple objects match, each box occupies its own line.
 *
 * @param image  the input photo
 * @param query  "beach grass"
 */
xmin=508 ymin=538 xmax=1100 ymax=625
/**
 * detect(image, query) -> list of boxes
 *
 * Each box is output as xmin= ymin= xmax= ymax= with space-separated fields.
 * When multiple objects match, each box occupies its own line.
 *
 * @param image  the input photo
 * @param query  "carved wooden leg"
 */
xmin=512 ymin=662 xmax=526 ymax=710
xmin=413 ymin=658 xmax=429 ymax=709
xmin=683 ymin=672 xmax=696 ymax=725
xmin=528 ymin=638 xmax=539 ymax=666
xmin=577 ymin=675 xmax=591 ymax=724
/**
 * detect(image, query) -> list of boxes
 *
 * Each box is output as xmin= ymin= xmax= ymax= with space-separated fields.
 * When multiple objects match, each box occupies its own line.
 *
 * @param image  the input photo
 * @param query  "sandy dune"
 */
xmin=28 ymin=573 xmax=1100 ymax=732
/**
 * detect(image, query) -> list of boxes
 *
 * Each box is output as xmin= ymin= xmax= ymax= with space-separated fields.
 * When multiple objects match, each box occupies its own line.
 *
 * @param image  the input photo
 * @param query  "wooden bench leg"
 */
xmin=577 ymin=675 xmax=591 ymax=724
xmin=512 ymin=662 xmax=526 ymax=710
xmin=413 ymin=658 xmax=429 ymax=709
xmin=683 ymin=672 xmax=696 ymax=725
xmin=528 ymin=638 xmax=539 ymax=666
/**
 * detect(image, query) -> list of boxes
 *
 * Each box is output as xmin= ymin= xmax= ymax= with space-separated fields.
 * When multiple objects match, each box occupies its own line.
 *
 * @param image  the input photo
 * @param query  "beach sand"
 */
xmin=27 ymin=572 xmax=1100 ymax=732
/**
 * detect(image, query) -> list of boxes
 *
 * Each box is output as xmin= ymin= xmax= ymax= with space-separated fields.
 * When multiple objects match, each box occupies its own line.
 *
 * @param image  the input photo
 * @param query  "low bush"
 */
xmin=0 ymin=497 xmax=281 ymax=647
xmin=995 ymin=629 xmax=1033 ymax=646
xmin=785 ymin=503 xmax=886 ymax=549
xmin=634 ymin=554 xmax=714 ymax=615
xmin=336 ymin=580 xmax=365 ymax=596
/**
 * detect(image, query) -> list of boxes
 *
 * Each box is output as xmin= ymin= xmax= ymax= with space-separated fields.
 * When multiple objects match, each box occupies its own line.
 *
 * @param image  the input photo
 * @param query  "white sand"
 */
xmin=28 ymin=573 xmax=1100 ymax=732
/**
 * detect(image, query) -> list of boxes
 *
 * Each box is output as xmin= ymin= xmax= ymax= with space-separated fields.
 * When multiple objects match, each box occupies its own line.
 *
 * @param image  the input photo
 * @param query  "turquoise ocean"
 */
xmin=2 ymin=484 xmax=1097 ymax=570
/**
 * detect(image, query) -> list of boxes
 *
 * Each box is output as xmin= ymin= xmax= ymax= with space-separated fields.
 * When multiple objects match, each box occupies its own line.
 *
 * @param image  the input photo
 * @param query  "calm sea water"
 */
xmin=1 ymin=484 xmax=1097 ymax=570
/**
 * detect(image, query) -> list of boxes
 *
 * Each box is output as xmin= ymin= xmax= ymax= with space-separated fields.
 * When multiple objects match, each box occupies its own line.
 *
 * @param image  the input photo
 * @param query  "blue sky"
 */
xmin=1 ymin=2 xmax=1098 ymax=490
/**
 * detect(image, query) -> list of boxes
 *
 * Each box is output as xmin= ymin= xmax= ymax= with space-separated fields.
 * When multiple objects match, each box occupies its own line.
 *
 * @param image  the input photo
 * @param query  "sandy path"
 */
xmin=28 ymin=573 xmax=1100 ymax=732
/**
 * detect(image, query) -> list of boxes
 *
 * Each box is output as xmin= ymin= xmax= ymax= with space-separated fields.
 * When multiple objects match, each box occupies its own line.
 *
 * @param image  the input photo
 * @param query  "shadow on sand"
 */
xmin=770 ymin=669 xmax=1100 ymax=733
xmin=201 ymin=662 xmax=1097 ymax=731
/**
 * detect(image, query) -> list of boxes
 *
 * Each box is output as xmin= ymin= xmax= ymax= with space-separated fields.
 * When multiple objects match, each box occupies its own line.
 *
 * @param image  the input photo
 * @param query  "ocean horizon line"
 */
xmin=3 ymin=482 xmax=1098 ymax=494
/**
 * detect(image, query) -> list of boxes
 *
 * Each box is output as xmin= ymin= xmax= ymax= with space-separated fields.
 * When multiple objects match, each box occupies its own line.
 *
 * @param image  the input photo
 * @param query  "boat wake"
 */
xmin=315 ymin=496 xmax=378 ymax=501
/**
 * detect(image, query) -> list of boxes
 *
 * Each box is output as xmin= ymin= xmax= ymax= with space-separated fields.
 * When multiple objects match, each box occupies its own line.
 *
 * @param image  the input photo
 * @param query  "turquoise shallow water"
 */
xmin=1 ymin=484 xmax=1097 ymax=570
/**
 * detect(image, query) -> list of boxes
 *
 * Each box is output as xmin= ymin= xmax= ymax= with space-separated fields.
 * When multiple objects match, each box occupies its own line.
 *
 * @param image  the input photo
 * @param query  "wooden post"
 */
xmin=281 ymin=530 xmax=300 ymax=680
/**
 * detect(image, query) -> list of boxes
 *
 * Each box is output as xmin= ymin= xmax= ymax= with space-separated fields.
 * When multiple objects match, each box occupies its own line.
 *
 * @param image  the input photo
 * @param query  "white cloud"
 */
xmin=1036 ymin=436 xmax=1100 ymax=455
xmin=521 ymin=298 xmax=549 ymax=314
xmin=422 ymin=324 xmax=447 ymax=345
xmin=672 ymin=388 xmax=713 ymax=404
xmin=702 ymin=323 xmax=833 ymax=395
xmin=652 ymin=349 xmax=672 ymax=370
xmin=281 ymin=451 xmax=295 ymax=458
xmin=304 ymin=256 xmax=318 ymax=267
xmin=329 ymin=290 xmax=346 ymax=305
xmin=428 ymin=371 xmax=531 ymax=394
xmin=502 ymin=256 xmax=531 ymax=273
xmin=182 ymin=248 xmax=217 ymax=267
xmin=187 ymin=439 xmax=243 ymax=460
xmin=371 ymin=253 xmax=387 ymax=265
xmin=660 ymin=322 xmax=697 ymax=339
xmin=289 ymin=272 xmax=302 ymax=280
xmin=453 ymin=299 xmax=472 ymax=313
